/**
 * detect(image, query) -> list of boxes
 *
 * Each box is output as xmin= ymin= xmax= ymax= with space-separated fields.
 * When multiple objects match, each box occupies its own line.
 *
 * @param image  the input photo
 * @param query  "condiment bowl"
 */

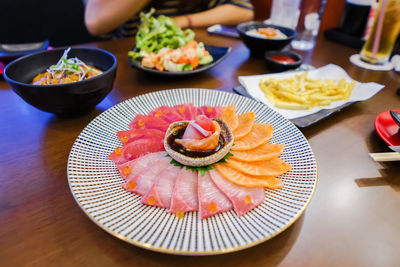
xmin=4 ymin=47 xmax=117 ymax=116
xmin=264 ymin=50 xmax=303 ymax=72
xmin=236 ymin=21 xmax=296 ymax=55
xmin=164 ymin=119 xmax=234 ymax=167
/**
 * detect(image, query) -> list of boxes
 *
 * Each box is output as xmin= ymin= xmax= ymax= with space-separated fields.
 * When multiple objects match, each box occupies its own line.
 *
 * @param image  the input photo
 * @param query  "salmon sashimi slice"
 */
xmin=197 ymin=105 xmax=222 ymax=119
xmin=174 ymin=104 xmax=197 ymax=120
xmin=226 ymin=158 xmax=292 ymax=177
xmin=231 ymin=143 xmax=284 ymax=162
xmin=170 ymin=169 xmax=199 ymax=216
xmin=175 ymin=121 xmax=221 ymax=151
xmin=149 ymin=105 xmax=184 ymax=123
xmin=232 ymin=123 xmax=273 ymax=151
xmin=117 ymin=128 xmax=165 ymax=144
xmin=129 ymin=114 xmax=170 ymax=131
xmin=141 ymin=166 xmax=181 ymax=208
xmin=232 ymin=112 xmax=255 ymax=140
xmin=123 ymin=156 xmax=171 ymax=195
xmin=221 ymin=105 xmax=239 ymax=131
xmin=181 ymin=115 xmax=214 ymax=140
xmin=117 ymin=151 xmax=166 ymax=180
xmin=198 ymin=172 xmax=233 ymax=219
xmin=209 ymin=169 xmax=264 ymax=217
xmin=214 ymin=163 xmax=284 ymax=189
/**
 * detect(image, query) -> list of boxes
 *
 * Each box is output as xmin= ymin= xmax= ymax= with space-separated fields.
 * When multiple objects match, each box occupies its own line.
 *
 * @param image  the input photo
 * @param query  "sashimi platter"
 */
xmin=68 ymin=89 xmax=317 ymax=255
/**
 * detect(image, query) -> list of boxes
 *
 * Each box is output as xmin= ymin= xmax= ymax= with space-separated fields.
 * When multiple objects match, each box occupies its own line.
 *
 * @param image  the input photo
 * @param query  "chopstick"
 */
xmin=369 ymin=152 xmax=400 ymax=162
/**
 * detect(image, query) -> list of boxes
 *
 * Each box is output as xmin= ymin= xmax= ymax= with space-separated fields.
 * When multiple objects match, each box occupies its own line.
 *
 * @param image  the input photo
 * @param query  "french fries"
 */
xmin=259 ymin=72 xmax=355 ymax=110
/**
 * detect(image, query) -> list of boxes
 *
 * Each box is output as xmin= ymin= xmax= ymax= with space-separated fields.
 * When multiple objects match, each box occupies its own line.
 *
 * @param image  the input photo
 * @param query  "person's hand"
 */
xmin=172 ymin=15 xmax=191 ymax=29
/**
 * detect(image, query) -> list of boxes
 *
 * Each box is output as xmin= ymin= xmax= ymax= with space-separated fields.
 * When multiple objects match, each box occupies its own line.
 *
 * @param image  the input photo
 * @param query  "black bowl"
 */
xmin=264 ymin=51 xmax=302 ymax=72
xmin=236 ymin=21 xmax=296 ymax=55
xmin=4 ymin=47 xmax=117 ymax=115
xmin=129 ymin=44 xmax=231 ymax=76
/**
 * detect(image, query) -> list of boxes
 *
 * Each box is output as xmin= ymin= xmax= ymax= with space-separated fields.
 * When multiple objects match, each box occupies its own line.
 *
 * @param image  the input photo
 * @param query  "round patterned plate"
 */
xmin=67 ymin=88 xmax=317 ymax=255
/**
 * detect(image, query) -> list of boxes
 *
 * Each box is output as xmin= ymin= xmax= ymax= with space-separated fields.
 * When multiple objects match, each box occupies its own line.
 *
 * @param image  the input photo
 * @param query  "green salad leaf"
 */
xmin=129 ymin=8 xmax=195 ymax=60
xmin=166 ymin=151 xmax=234 ymax=176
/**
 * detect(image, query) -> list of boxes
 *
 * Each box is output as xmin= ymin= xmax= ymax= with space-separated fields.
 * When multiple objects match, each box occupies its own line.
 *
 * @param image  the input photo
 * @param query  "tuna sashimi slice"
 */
xmin=197 ymin=105 xmax=222 ymax=119
xmin=117 ymin=151 xmax=166 ymax=180
xmin=122 ymin=137 xmax=164 ymax=162
xmin=129 ymin=114 xmax=170 ymax=132
xmin=108 ymin=147 xmax=127 ymax=165
xmin=174 ymin=103 xmax=197 ymax=120
xmin=141 ymin=166 xmax=181 ymax=208
xmin=170 ymin=169 xmax=199 ymax=216
xmin=149 ymin=105 xmax=184 ymax=123
xmin=117 ymin=128 xmax=165 ymax=144
xmin=209 ymin=169 xmax=264 ymax=217
xmin=108 ymin=137 xmax=164 ymax=165
xmin=123 ymin=156 xmax=171 ymax=196
xmin=198 ymin=172 xmax=233 ymax=219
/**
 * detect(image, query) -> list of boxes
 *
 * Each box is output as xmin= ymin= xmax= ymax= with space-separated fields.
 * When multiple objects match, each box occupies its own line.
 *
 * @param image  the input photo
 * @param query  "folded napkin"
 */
xmin=239 ymin=64 xmax=385 ymax=120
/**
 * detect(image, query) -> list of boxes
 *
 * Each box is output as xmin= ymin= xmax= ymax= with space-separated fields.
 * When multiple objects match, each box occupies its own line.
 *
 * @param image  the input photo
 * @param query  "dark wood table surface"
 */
xmin=1 ymin=29 xmax=399 ymax=267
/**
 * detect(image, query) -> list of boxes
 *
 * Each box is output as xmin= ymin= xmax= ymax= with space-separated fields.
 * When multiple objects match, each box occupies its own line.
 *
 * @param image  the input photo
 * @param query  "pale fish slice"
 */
xmin=141 ymin=165 xmax=181 ymax=208
xmin=117 ymin=151 xmax=166 ymax=180
xmin=209 ymin=169 xmax=264 ymax=217
xmin=122 ymin=156 xmax=171 ymax=196
xmin=169 ymin=169 xmax=199 ymax=217
xmin=198 ymin=171 xmax=233 ymax=219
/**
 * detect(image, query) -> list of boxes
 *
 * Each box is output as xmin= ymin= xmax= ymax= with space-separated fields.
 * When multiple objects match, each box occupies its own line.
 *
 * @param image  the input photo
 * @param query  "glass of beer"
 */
xmin=360 ymin=0 xmax=400 ymax=64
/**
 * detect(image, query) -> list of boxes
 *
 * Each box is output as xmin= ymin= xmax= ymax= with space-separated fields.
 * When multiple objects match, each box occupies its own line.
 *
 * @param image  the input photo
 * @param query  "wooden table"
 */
xmin=1 ymin=29 xmax=399 ymax=267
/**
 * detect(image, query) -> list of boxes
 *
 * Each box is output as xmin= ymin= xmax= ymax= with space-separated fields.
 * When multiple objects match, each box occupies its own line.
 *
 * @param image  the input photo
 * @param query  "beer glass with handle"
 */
xmin=360 ymin=0 xmax=400 ymax=64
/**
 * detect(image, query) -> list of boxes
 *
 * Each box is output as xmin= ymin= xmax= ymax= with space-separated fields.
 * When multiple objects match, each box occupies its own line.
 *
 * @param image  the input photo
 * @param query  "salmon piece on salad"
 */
xmin=198 ymin=171 xmax=233 ymax=219
xmin=209 ymin=169 xmax=264 ymax=217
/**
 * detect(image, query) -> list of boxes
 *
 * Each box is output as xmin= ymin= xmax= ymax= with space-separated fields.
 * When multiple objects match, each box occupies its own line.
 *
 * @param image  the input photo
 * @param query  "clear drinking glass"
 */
xmin=291 ymin=0 xmax=326 ymax=50
xmin=360 ymin=0 xmax=400 ymax=64
xmin=269 ymin=0 xmax=302 ymax=29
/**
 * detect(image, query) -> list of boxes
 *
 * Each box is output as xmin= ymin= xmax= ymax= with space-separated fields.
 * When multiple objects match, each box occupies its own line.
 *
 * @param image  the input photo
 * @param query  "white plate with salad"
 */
xmin=128 ymin=9 xmax=231 ymax=75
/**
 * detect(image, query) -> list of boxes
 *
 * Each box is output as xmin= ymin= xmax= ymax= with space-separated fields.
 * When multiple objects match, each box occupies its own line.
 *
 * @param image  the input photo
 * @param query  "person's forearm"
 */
xmin=85 ymin=0 xmax=151 ymax=35
xmin=173 ymin=4 xmax=254 ymax=29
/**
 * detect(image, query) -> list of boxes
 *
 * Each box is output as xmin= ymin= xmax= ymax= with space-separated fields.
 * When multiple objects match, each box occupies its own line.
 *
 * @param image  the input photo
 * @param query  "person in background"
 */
xmin=84 ymin=0 xmax=254 ymax=37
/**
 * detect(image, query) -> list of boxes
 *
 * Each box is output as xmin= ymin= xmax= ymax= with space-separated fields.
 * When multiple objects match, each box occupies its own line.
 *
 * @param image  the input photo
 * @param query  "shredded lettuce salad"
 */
xmin=128 ymin=9 xmax=195 ymax=60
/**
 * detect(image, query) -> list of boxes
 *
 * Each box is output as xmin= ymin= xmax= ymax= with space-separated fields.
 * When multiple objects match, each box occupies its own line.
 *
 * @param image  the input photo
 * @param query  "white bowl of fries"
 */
xmin=238 ymin=64 xmax=385 ymax=120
